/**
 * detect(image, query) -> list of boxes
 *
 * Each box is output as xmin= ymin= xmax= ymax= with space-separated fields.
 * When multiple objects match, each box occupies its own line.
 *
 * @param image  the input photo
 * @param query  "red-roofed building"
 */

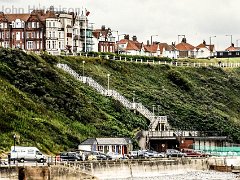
xmin=118 ymin=35 xmax=145 ymax=55
xmin=144 ymin=42 xmax=179 ymax=58
xmin=176 ymin=38 xmax=196 ymax=58
xmin=92 ymin=26 xmax=115 ymax=53
xmin=195 ymin=40 xmax=216 ymax=58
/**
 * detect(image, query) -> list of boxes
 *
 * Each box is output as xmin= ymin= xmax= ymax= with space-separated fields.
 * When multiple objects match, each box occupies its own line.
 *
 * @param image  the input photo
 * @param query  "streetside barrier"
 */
xmin=70 ymin=53 xmax=240 ymax=68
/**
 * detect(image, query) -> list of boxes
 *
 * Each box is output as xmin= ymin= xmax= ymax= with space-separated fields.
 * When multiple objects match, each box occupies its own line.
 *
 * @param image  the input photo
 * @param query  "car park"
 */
xmin=166 ymin=149 xmax=187 ymax=158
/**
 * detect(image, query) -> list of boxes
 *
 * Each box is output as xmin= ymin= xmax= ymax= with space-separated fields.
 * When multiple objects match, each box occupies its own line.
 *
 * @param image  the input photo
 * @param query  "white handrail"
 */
xmin=57 ymin=63 xmax=169 ymax=131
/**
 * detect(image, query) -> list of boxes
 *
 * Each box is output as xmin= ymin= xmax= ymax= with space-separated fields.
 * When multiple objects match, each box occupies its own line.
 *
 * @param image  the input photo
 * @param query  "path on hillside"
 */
xmin=56 ymin=63 xmax=168 ymax=131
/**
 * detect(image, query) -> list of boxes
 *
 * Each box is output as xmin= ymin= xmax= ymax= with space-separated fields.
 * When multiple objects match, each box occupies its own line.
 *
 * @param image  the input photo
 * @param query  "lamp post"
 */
xmin=13 ymin=134 xmax=16 ymax=151
xmin=13 ymin=134 xmax=16 ymax=164
xmin=107 ymin=74 xmax=110 ymax=95
xmin=132 ymin=91 xmax=135 ymax=104
xmin=178 ymin=35 xmax=185 ymax=43
xmin=236 ymin=39 xmax=240 ymax=47
xmin=82 ymin=61 xmax=85 ymax=77
xmin=117 ymin=33 xmax=127 ymax=54
xmin=150 ymin=35 xmax=158 ymax=45
xmin=209 ymin=36 xmax=216 ymax=58
xmin=152 ymin=105 xmax=155 ymax=116
xmin=226 ymin=34 xmax=233 ymax=46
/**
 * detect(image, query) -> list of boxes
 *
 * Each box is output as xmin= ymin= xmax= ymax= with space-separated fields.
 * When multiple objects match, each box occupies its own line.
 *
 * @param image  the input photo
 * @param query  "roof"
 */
xmin=225 ymin=46 xmax=240 ymax=51
xmin=158 ymin=43 xmax=175 ymax=52
xmin=176 ymin=42 xmax=195 ymax=51
xmin=80 ymin=138 xmax=132 ymax=145
xmin=118 ymin=39 xmax=142 ymax=51
xmin=5 ymin=14 xmax=30 ymax=22
xmin=80 ymin=138 xmax=97 ymax=145
xmin=196 ymin=43 xmax=215 ymax=51
xmin=96 ymin=138 xmax=131 ymax=145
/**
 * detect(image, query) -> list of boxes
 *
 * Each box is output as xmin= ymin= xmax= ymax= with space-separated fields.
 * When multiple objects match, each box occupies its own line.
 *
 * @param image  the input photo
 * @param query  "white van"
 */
xmin=10 ymin=146 xmax=46 ymax=163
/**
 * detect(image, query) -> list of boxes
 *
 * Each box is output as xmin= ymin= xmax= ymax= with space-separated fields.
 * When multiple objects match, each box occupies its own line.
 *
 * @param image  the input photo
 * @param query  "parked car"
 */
xmin=60 ymin=152 xmax=82 ymax=161
xmin=194 ymin=150 xmax=211 ymax=157
xmin=182 ymin=149 xmax=205 ymax=157
xmin=91 ymin=151 xmax=112 ymax=160
xmin=143 ymin=150 xmax=165 ymax=158
xmin=128 ymin=151 xmax=141 ymax=159
xmin=106 ymin=152 xmax=123 ymax=160
xmin=166 ymin=149 xmax=186 ymax=158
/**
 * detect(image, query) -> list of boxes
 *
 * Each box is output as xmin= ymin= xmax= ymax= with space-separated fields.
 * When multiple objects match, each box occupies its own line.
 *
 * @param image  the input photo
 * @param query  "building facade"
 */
xmin=0 ymin=7 xmax=93 ymax=55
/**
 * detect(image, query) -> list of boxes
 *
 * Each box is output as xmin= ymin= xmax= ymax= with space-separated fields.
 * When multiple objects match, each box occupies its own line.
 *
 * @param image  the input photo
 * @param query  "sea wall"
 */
xmin=2 ymin=157 xmax=240 ymax=180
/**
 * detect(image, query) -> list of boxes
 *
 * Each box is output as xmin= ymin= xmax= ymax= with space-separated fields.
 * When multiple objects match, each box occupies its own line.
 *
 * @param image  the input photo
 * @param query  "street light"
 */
xmin=209 ymin=36 xmax=216 ymax=58
xmin=226 ymin=35 xmax=233 ymax=46
xmin=178 ymin=35 xmax=185 ymax=43
xmin=117 ymin=33 xmax=127 ymax=54
xmin=107 ymin=74 xmax=110 ymax=95
xmin=150 ymin=35 xmax=158 ymax=45
xmin=82 ymin=61 xmax=85 ymax=77
xmin=152 ymin=105 xmax=155 ymax=116
xmin=236 ymin=39 xmax=240 ymax=47
xmin=13 ymin=134 xmax=16 ymax=151
xmin=13 ymin=134 xmax=16 ymax=164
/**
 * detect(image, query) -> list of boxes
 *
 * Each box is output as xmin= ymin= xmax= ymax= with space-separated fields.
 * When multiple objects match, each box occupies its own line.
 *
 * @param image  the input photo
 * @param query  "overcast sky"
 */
xmin=1 ymin=0 xmax=240 ymax=50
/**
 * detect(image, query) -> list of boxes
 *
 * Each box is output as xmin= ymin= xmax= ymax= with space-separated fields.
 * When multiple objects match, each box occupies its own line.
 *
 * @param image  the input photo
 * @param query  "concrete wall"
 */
xmin=84 ymin=158 xmax=208 ymax=179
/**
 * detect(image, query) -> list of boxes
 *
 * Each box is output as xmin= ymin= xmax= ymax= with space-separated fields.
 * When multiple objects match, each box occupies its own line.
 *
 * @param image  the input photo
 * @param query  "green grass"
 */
xmin=0 ymin=48 xmax=240 ymax=155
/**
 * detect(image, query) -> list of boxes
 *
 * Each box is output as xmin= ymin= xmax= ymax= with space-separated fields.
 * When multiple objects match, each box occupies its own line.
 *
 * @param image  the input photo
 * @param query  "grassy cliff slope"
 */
xmin=0 ymin=48 xmax=240 ymax=153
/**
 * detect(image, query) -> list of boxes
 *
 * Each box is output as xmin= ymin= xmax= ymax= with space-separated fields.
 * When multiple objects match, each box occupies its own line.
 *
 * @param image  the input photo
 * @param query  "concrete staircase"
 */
xmin=57 ymin=63 xmax=169 ymax=131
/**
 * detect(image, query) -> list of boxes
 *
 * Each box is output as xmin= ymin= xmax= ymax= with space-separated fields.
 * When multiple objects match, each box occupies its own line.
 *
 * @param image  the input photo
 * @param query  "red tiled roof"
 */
xmin=118 ymin=39 xmax=142 ymax=51
xmin=126 ymin=41 xmax=140 ymax=51
xmin=196 ymin=43 xmax=215 ymax=51
xmin=5 ymin=14 xmax=30 ymax=22
xmin=158 ymin=43 xmax=175 ymax=52
xmin=176 ymin=42 xmax=195 ymax=51
xmin=225 ymin=46 xmax=238 ymax=51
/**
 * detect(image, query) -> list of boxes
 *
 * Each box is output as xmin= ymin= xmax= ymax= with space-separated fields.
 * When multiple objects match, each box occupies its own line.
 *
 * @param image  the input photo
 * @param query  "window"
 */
xmin=236 ymin=52 xmax=240 ymax=56
xmin=28 ymin=22 xmax=31 ymax=28
xmin=36 ymin=22 xmax=39 ymax=28
xmin=49 ymin=22 xmax=51 ymax=27
xmin=98 ymin=146 xmax=103 ymax=151
xmin=49 ymin=31 xmax=52 ymax=38
xmin=47 ymin=41 xmax=50 ymax=49
xmin=53 ymin=32 xmax=55 ymax=38
xmin=27 ymin=41 xmax=33 ymax=49
xmin=220 ymin=52 xmax=223 ymax=56
xmin=32 ymin=22 xmax=36 ymax=28
xmin=59 ymin=42 xmax=61 ymax=49
xmin=228 ymin=52 xmax=232 ymax=56
xmin=53 ymin=22 xmax=55 ymax=27
xmin=52 ymin=41 xmax=56 ymax=49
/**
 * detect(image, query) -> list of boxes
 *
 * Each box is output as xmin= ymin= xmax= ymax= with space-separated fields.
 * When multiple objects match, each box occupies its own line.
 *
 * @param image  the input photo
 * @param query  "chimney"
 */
xmin=172 ymin=42 xmax=175 ymax=47
xmin=124 ymin=34 xmax=129 ymax=40
xmin=147 ymin=40 xmax=150 ymax=46
xmin=232 ymin=43 xmax=234 ymax=47
xmin=203 ymin=40 xmax=206 ymax=45
xmin=132 ymin=35 xmax=137 ymax=41
xmin=182 ymin=38 xmax=187 ymax=43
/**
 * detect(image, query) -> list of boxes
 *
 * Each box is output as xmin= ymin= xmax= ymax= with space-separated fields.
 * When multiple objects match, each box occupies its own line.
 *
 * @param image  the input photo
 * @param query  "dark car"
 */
xmin=93 ymin=152 xmax=112 ymax=160
xmin=60 ymin=152 xmax=82 ymax=161
xmin=166 ymin=149 xmax=186 ymax=158
xmin=182 ymin=149 xmax=205 ymax=157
